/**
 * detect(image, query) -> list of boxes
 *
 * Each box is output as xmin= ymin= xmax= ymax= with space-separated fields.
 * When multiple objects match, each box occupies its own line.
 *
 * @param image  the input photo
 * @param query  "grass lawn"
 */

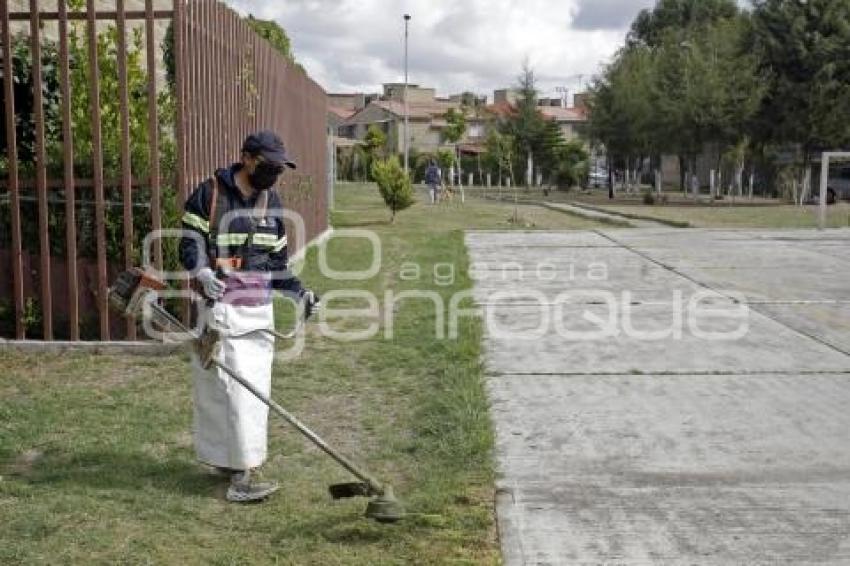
xmin=592 ymin=200 xmax=850 ymax=229
xmin=459 ymin=184 xmax=850 ymax=229
xmin=0 ymin=183 xmax=601 ymax=564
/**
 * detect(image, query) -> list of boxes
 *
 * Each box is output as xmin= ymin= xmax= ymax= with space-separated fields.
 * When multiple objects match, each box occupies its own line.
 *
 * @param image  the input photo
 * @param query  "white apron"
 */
xmin=191 ymin=302 xmax=275 ymax=470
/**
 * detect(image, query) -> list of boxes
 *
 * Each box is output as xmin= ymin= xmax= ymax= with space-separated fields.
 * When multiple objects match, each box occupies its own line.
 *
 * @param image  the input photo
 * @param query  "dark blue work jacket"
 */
xmin=179 ymin=164 xmax=303 ymax=296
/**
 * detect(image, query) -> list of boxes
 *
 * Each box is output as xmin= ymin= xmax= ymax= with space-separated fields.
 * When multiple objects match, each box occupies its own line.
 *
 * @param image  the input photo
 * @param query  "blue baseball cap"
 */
xmin=242 ymin=130 xmax=297 ymax=169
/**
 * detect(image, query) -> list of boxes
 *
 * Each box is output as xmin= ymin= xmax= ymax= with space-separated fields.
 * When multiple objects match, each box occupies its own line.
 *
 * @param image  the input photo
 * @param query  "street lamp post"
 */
xmin=403 ymin=14 xmax=411 ymax=175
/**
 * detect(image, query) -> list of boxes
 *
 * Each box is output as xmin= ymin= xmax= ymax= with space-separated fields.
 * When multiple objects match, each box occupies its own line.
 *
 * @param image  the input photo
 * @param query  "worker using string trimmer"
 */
xmin=179 ymin=130 xmax=320 ymax=503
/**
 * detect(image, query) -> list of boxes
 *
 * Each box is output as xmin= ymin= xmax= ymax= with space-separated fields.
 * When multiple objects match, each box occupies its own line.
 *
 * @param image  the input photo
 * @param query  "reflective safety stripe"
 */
xmin=215 ymin=233 xmax=286 ymax=249
xmin=272 ymin=236 xmax=287 ymax=253
xmin=216 ymin=233 xmax=251 ymax=246
xmin=252 ymin=233 xmax=279 ymax=246
xmin=182 ymin=212 xmax=209 ymax=233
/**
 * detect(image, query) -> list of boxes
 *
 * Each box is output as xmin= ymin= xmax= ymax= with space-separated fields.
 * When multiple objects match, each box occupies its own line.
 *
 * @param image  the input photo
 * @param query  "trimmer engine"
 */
xmin=108 ymin=268 xmax=168 ymax=318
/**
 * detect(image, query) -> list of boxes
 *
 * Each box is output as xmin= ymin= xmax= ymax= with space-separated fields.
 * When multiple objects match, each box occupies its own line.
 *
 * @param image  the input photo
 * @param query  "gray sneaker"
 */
xmin=225 ymin=470 xmax=279 ymax=503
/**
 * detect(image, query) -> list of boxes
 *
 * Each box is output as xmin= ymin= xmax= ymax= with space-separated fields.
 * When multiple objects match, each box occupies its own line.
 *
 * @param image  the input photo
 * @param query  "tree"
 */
xmin=443 ymin=108 xmax=467 ymax=146
xmin=628 ymin=0 xmax=740 ymax=48
xmin=443 ymin=107 xmax=467 ymax=187
xmin=536 ymin=120 xmax=565 ymax=180
xmin=588 ymin=1 xmax=763 ymax=195
xmin=751 ymin=0 xmax=850 ymax=154
xmin=436 ymin=148 xmax=456 ymax=173
xmin=653 ymin=17 xmax=765 ymax=187
xmin=245 ymin=15 xmax=295 ymax=62
xmin=372 ymin=157 xmax=415 ymax=222
xmin=552 ymin=140 xmax=590 ymax=189
xmin=361 ymin=125 xmax=388 ymax=179
xmin=505 ymin=62 xmax=546 ymax=187
xmin=536 ymin=120 xmax=590 ymax=189
xmin=586 ymin=45 xmax=658 ymax=193
xmin=750 ymin=0 xmax=850 ymax=202
xmin=483 ymin=130 xmax=515 ymax=186
xmin=364 ymin=125 xmax=387 ymax=156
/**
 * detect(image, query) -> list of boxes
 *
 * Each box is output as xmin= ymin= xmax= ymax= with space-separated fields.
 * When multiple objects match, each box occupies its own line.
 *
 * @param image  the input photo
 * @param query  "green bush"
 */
xmin=371 ymin=157 xmax=415 ymax=222
xmin=551 ymin=140 xmax=589 ymax=190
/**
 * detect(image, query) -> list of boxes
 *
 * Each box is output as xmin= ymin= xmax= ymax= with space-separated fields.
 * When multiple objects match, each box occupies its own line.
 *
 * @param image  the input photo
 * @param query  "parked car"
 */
xmin=830 ymin=166 xmax=850 ymax=200
xmin=810 ymin=166 xmax=850 ymax=204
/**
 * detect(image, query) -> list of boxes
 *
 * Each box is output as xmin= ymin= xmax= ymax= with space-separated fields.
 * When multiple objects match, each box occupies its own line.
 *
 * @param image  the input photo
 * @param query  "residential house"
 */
xmin=337 ymin=83 xmax=487 ymax=156
xmin=486 ymin=90 xmax=588 ymax=144
xmin=334 ymin=84 xmax=590 ymax=171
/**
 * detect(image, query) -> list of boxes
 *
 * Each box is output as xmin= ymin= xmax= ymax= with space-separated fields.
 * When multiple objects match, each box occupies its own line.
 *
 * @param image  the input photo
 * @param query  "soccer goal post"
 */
xmin=819 ymin=151 xmax=850 ymax=230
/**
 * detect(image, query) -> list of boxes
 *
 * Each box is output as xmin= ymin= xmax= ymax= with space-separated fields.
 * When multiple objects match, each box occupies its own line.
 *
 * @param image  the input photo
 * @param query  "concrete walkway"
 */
xmin=467 ymin=228 xmax=850 ymax=565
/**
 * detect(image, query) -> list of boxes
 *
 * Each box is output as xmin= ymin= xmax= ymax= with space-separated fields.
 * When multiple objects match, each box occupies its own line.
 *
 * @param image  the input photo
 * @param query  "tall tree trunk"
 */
xmin=736 ymin=162 xmax=744 ymax=198
xmin=710 ymin=169 xmax=716 ymax=199
xmin=690 ymin=155 xmax=699 ymax=199
xmin=799 ymin=147 xmax=811 ymax=206
xmin=799 ymin=164 xmax=812 ymax=206
xmin=623 ymin=163 xmax=628 ymax=193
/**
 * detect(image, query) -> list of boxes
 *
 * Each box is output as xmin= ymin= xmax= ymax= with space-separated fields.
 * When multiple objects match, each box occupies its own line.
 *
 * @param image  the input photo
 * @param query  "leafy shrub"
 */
xmin=371 ymin=157 xmax=415 ymax=222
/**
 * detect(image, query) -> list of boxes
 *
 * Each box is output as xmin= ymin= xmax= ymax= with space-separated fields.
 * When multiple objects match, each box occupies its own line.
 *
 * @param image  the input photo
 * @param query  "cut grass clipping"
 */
xmin=0 ymin=184 xmax=604 ymax=564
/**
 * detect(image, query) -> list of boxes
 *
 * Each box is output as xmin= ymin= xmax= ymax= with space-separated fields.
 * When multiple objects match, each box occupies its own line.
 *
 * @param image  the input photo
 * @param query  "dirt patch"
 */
xmin=6 ymin=449 xmax=44 ymax=477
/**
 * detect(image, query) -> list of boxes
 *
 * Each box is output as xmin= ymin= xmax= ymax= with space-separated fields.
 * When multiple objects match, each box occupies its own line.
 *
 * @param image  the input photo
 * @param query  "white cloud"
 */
xmin=224 ymin=0 xmax=646 ymax=100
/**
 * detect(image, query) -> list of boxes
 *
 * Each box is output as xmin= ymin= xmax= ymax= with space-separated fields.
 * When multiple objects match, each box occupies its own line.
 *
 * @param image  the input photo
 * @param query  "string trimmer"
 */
xmin=108 ymin=268 xmax=404 ymax=523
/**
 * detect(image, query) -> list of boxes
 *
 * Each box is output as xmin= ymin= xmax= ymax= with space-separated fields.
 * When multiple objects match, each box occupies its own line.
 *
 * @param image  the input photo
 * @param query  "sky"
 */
xmin=223 ymin=0 xmax=659 ymax=102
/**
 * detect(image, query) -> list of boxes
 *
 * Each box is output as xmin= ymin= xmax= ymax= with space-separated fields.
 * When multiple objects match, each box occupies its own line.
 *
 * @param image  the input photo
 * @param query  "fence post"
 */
xmin=58 ymin=0 xmax=80 ymax=340
xmin=116 ymin=0 xmax=136 ymax=339
xmin=173 ymin=0 xmax=190 ymax=323
xmin=145 ymin=0 xmax=162 ymax=272
xmin=86 ymin=0 xmax=110 ymax=340
xmin=30 ymin=0 xmax=53 ymax=339
xmin=2 ymin=0 xmax=24 ymax=339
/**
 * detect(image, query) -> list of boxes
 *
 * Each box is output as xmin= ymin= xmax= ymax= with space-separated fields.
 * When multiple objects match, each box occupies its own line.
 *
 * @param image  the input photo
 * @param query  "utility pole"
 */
xmin=403 ymin=14 xmax=411 ymax=175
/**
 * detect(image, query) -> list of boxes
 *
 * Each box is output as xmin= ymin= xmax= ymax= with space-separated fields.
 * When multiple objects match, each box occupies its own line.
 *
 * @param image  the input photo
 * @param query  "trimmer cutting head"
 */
xmin=329 ymin=482 xmax=405 ymax=523
xmin=364 ymin=486 xmax=405 ymax=523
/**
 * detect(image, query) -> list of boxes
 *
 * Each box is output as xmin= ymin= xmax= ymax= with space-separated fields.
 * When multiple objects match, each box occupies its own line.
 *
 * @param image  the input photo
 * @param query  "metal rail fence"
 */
xmin=1 ymin=0 xmax=328 ymax=341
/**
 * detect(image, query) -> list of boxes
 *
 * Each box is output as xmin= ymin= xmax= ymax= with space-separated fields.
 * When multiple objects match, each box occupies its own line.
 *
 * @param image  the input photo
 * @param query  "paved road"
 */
xmin=467 ymin=228 xmax=850 ymax=565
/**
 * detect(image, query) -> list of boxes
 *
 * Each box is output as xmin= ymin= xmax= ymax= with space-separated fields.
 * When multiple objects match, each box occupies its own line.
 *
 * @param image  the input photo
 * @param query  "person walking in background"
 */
xmin=425 ymin=159 xmax=442 ymax=205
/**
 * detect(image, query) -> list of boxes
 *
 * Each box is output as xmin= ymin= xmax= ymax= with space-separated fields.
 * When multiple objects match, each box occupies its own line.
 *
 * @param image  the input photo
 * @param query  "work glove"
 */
xmin=197 ymin=267 xmax=226 ymax=301
xmin=300 ymin=289 xmax=321 ymax=320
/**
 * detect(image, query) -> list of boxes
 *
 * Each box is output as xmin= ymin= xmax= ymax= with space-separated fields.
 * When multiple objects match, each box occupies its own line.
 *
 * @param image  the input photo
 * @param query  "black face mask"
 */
xmin=249 ymin=162 xmax=283 ymax=191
